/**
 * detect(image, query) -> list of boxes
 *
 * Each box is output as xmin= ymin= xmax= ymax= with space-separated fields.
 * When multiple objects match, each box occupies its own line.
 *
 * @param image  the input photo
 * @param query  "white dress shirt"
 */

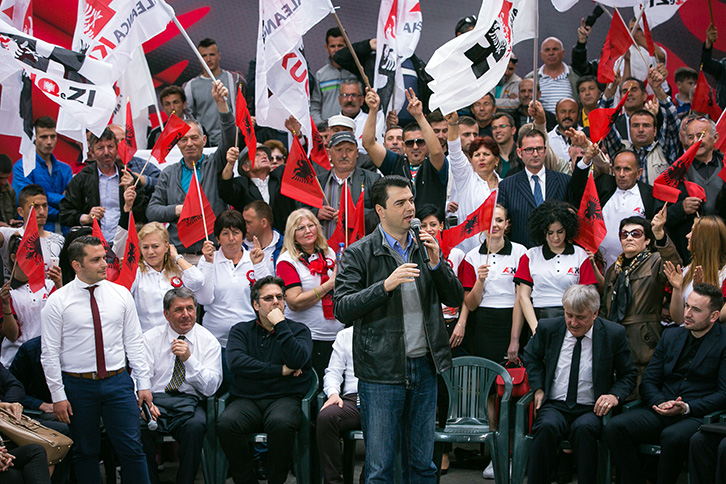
xmin=251 ymin=176 xmax=270 ymax=204
xmin=525 ymin=167 xmax=546 ymax=197
xmin=131 ymin=263 xmax=205 ymax=332
xmin=196 ymin=248 xmax=272 ymax=347
xmin=323 ymin=327 xmax=357 ymax=398
xmin=601 ymin=185 xmax=646 ymax=270
xmin=0 ymin=280 xmax=55 ymax=367
xmin=547 ymin=127 xmax=573 ymax=164
xmin=41 ymin=277 xmax=151 ymax=402
xmin=551 ymin=326 xmax=595 ymax=405
xmin=143 ymin=323 xmax=222 ymax=397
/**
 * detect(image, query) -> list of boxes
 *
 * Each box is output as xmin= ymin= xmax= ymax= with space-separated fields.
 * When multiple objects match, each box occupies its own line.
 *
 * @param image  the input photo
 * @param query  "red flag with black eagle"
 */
xmin=652 ymin=139 xmax=703 ymax=203
xmin=350 ymin=189 xmax=366 ymax=243
xmin=309 ymin=116 xmax=331 ymax=170
xmin=281 ymin=136 xmax=325 ymax=208
xmin=235 ymin=85 xmax=257 ymax=170
xmin=327 ymin=181 xmax=356 ymax=248
xmin=117 ymin=100 xmax=137 ymax=166
xmin=114 ymin=211 xmax=139 ymax=290
xmin=178 ymin=171 xmax=216 ymax=248
xmin=597 ymin=9 xmax=633 ymax=84
xmin=16 ymin=206 xmax=45 ymax=292
xmin=91 ymin=218 xmax=120 ymax=282
xmin=441 ymin=189 xmax=497 ymax=254
xmin=589 ymin=87 xmax=628 ymax=143
xmin=642 ymin=12 xmax=655 ymax=57
xmin=150 ymin=113 xmax=191 ymax=164
xmin=574 ymin=171 xmax=607 ymax=254
xmin=692 ymin=69 xmax=723 ymax=122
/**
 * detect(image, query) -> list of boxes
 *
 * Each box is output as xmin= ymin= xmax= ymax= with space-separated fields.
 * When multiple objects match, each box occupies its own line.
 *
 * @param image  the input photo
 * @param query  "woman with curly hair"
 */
xmin=510 ymin=201 xmax=598 ymax=354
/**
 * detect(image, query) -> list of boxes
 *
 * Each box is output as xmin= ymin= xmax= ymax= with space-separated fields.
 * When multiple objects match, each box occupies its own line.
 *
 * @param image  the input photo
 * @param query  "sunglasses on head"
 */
xmin=404 ymin=138 xmax=425 ymax=148
xmin=619 ymin=229 xmax=644 ymax=240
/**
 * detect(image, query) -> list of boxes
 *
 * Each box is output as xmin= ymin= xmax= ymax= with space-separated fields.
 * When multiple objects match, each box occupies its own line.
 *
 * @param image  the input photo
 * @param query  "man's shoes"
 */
xmin=555 ymin=451 xmax=573 ymax=484
xmin=254 ymin=457 xmax=267 ymax=481
xmin=482 ymin=461 xmax=495 ymax=479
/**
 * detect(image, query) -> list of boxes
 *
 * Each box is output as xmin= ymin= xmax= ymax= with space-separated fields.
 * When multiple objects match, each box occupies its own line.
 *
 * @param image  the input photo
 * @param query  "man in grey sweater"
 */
xmin=310 ymin=28 xmax=357 ymax=126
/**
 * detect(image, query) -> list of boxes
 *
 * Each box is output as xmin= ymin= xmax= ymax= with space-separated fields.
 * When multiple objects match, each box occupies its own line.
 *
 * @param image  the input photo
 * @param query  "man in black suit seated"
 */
xmin=523 ymin=284 xmax=637 ymax=484
xmin=605 ymin=283 xmax=726 ymax=484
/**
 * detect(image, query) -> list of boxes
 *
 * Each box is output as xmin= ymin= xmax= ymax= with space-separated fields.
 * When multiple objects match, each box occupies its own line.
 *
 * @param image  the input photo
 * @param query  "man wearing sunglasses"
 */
xmin=217 ymin=276 xmax=313 ymax=484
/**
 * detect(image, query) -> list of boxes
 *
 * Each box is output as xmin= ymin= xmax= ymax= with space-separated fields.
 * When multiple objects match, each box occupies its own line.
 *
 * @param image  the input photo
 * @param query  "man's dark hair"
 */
xmin=427 ymin=110 xmax=445 ymax=124
xmin=692 ymin=283 xmax=725 ymax=313
xmin=576 ymin=75 xmax=602 ymax=94
xmin=517 ymin=128 xmax=546 ymax=148
xmin=471 ymin=92 xmax=496 ymax=108
xmin=197 ymin=38 xmax=217 ymax=49
xmin=622 ymin=77 xmax=646 ymax=93
xmin=385 ymin=125 xmax=403 ymax=135
xmin=213 ymin=209 xmax=246 ymax=238
xmin=68 ymin=236 xmax=103 ymax=264
xmin=618 ymin=216 xmax=656 ymax=251
xmin=528 ymin=201 xmax=579 ymax=246
xmin=417 ymin=204 xmax=444 ymax=224
xmin=613 ymin=148 xmax=642 ymax=168
xmin=674 ymin=67 xmax=698 ymax=84
xmin=18 ymin=184 xmax=47 ymax=208
xmin=459 ymin=116 xmax=477 ymax=127
xmin=163 ymin=287 xmax=197 ymax=312
xmin=491 ymin=112 xmax=515 ymax=126
xmin=0 ymin=154 xmax=12 ymax=174
xmin=8 ymin=233 xmax=21 ymax=259
xmin=630 ymin=109 xmax=657 ymax=125
xmin=89 ymin=127 xmax=117 ymax=149
xmin=316 ymin=120 xmax=329 ymax=132
xmin=251 ymin=276 xmax=286 ymax=304
xmin=325 ymin=28 xmax=342 ymax=43
xmin=370 ymin=175 xmax=412 ymax=210
xmin=244 ymin=200 xmax=274 ymax=226
xmin=34 ymin=116 xmax=55 ymax=130
xmin=160 ymin=85 xmax=186 ymax=104
xmin=403 ymin=123 xmax=422 ymax=136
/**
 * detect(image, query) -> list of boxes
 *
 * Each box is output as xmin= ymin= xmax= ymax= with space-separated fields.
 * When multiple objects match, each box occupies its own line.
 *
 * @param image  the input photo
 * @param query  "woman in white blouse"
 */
xmin=131 ymin=222 xmax=204 ymax=332
xmin=276 ymin=208 xmax=342 ymax=384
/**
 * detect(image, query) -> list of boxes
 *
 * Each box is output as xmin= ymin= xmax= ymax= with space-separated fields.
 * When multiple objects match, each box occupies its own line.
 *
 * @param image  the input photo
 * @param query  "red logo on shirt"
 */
xmin=246 ymin=270 xmax=256 ymax=285
xmin=567 ymin=267 xmax=580 ymax=275
xmin=502 ymin=267 xmax=515 ymax=274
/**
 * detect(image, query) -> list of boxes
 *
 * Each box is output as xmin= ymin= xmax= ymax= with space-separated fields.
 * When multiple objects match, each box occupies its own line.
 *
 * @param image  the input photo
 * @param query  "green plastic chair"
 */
xmin=213 ymin=370 xmax=319 ymax=484
xmin=434 ymin=356 xmax=512 ymax=484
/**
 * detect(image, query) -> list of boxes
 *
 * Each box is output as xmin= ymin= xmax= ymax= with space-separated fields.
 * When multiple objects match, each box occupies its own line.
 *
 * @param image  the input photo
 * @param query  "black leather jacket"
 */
xmin=333 ymin=228 xmax=464 ymax=384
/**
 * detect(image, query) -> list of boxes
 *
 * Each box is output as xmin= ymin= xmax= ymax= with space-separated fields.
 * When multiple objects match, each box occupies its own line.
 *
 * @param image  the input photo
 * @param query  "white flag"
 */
xmin=0 ymin=0 xmax=31 ymax=32
xmin=426 ymin=0 xmax=525 ymax=115
xmin=638 ymin=0 xmax=688 ymax=29
xmin=255 ymin=0 xmax=334 ymax=138
xmin=71 ymin=0 xmax=173 ymax=82
xmin=512 ymin=0 xmax=536 ymax=45
xmin=0 ymin=70 xmax=35 ymax=175
xmin=373 ymin=0 xmax=422 ymax=115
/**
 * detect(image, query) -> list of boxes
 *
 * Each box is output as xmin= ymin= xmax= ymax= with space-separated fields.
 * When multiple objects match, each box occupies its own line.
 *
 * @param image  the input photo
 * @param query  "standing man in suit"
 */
xmin=605 ymin=283 xmax=726 ymax=484
xmin=498 ymin=128 xmax=571 ymax=247
xmin=523 ymin=284 xmax=637 ymax=484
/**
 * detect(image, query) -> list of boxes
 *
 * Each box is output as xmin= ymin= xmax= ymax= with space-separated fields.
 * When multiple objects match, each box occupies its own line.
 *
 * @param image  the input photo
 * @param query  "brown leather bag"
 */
xmin=0 ymin=409 xmax=72 ymax=465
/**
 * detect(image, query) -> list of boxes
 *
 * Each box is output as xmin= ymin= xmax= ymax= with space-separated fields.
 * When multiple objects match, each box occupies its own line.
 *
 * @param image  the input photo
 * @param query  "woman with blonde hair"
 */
xmin=131 ymin=222 xmax=204 ymax=332
xmin=276 ymin=209 xmax=342 ymax=382
xmin=665 ymin=215 xmax=726 ymax=323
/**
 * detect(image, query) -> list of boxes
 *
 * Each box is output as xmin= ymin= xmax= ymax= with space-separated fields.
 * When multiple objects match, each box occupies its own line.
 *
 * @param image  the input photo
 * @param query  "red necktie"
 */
xmin=85 ymin=286 xmax=107 ymax=379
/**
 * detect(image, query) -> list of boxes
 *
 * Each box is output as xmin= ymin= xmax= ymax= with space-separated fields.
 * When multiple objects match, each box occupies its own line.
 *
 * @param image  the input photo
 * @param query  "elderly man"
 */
xmin=147 ymin=80 xmax=232 ymax=253
xmin=605 ymin=283 xmax=726 ymax=484
xmin=216 ymin=276 xmax=312 ymax=484
xmin=142 ymin=287 xmax=222 ymax=484
xmin=548 ymin=98 xmax=580 ymax=163
xmin=523 ymin=284 xmax=637 ymax=484
xmin=512 ymin=79 xmax=557 ymax=132
xmin=314 ymin=131 xmax=380 ymax=238
xmin=682 ymin=116 xmax=723 ymax=216
xmin=337 ymin=79 xmax=385 ymax=153
xmin=531 ymin=38 xmax=579 ymax=113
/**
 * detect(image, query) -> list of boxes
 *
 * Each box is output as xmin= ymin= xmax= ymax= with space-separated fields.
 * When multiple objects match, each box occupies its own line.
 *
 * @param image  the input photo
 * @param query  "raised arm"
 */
xmin=362 ymin=88 xmax=387 ymax=167
xmin=406 ymin=88 xmax=445 ymax=171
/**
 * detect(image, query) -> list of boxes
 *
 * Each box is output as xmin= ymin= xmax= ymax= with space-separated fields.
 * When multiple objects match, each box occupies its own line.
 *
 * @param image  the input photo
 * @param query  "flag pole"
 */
xmin=708 ymin=0 xmax=715 ymax=25
xmin=344 ymin=182 xmax=349 ymax=248
xmin=332 ymin=10 xmax=371 ymax=89
xmin=10 ymin=205 xmax=34 ymax=281
xmin=531 ymin=0 xmax=539 ymax=106
xmin=191 ymin=161 xmax=210 ymax=242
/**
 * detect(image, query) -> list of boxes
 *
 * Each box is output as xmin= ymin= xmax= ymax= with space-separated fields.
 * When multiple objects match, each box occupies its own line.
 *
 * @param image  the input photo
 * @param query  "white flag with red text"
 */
xmin=255 ymin=0 xmax=334 ymax=139
xmin=373 ymin=0 xmax=422 ymax=115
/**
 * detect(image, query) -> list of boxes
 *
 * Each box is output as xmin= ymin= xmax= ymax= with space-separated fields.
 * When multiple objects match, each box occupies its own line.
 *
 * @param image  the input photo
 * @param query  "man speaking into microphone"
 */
xmin=334 ymin=175 xmax=464 ymax=483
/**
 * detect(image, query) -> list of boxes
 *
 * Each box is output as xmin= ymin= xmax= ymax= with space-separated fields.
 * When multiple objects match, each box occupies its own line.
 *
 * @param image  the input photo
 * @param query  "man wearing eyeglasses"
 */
xmin=491 ymin=112 xmax=522 ymax=177
xmin=337 ymin=79 xmax=385 ymax=155
xmin=217 ymin=276 xmax=312 ymax=484
xmin=682 ymin=116 xmax=723 ymax=217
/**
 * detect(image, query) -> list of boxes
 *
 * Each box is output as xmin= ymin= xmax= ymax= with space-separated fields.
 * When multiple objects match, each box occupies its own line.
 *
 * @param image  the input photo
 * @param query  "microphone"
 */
xmin=410 ymin=218 xmax=430 ymax=264
xmin=142 ymin=402 xmax=158 ymax=431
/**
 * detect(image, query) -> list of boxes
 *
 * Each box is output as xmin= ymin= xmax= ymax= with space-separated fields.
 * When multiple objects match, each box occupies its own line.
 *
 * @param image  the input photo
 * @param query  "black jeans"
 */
xmin=0 ymin=444 xmax=51 ymax=484
xmin=316 ymin=393 xmax=360 ymax=484
xmin=217 ymin=396 xmax=301 ymax=484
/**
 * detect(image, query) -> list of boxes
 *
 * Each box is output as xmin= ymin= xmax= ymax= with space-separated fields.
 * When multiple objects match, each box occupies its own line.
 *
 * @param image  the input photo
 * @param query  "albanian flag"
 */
xmin=350 ymin=189 xmax=366 ymax=243
xmin=117 ymin=100 xmax=137 ymax=166
xmin=16 ymin=205 xmax=45 ymax=292
xmin=589 ymin=86 xmax=629 ymax=143
xmin=327 ymin=181 xmax=356 ymax=248
xmin=642 ymin=12 xmax=655 ymax=57
xmin=309 ymin=116 xmax=331 ymax=170
xmin=574 ymin=172 xmax=606 ymax=254
xmin=91 ymin=218 xmax=120 ymax=282
xmin=115 ymin=212 xmax=139 ymax=290
xmin=235 ymin=85 xmax=257 ymax=170
xmin=441 ymin=189 xmax=497 ymax=253
xmin=150 ymin=113 xmax=191 ymax=164
xmin=692 ymin=69 xmax=723 ymax=122
xmin=178 ymin=170 xmax=216 ymax=248
xmin=653 ymin=139 xmax=702 ymax=203
xmin=281 ymin=136 xmax=324 ymax=208
xmin=597 ymin=9 xmax=633 ymax=84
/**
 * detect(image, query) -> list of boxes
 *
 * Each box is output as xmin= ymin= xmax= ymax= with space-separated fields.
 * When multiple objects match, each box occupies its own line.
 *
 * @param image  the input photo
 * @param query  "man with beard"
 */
xmin=337 ymin=79 xmax=385 ymax=154
xmin=548 ymin=98 xmax=580 ymax=163
xmin=512 ymin=79 xmax=557 ymax=132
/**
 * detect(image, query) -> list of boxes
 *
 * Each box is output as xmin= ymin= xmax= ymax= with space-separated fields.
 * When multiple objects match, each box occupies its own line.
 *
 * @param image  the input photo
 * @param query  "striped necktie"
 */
xmin=165 ymin=335 xmax=186 ymax=393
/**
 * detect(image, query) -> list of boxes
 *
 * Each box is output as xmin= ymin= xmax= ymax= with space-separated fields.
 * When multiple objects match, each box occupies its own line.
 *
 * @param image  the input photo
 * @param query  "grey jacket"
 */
xmin=146 ymin=111 xmax=235 ymax=253
xmin=310 ymin=58 xmax=357 ymax=125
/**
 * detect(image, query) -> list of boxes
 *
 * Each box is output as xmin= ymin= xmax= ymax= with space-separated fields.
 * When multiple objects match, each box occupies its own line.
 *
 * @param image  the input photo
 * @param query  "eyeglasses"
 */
xmin=521 ymin=146 xmax=546 ymax=155
xmin=272 ymin=155 xmax=285 ymax=161
xmin=259 ymin=294 xmax=284 ymax=302
xmin=492 ymin=124 xmax=512 ymax=130
xmin=339 ymin=93 xmax=360 ymax=99
xmin=404 ymin=138 xmax=425 ymax=147
xmin=619 ymin=229 xmax=644 ymax=240
xmin=295 ymin=223 xmax=317 ymax=233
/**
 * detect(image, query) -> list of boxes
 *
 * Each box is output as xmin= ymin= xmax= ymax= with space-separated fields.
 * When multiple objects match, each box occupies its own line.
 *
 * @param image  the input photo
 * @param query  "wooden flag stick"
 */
xmin=133 ymin=157 xmax=152 ymax=188
xmin=708 ymin=0 xmax=715 ymax=25
xmin=332 ymin=10 xmax=371 ymax=89
xmin=192 ymin=161 xmax=209 ymax=242
xmin=235 ymin=128 xmax=239 ymax=148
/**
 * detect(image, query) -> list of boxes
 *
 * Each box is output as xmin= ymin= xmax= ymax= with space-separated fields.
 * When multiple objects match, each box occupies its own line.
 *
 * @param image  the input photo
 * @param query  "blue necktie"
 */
xmin=532 ymin=174 xmax=544 ymax=206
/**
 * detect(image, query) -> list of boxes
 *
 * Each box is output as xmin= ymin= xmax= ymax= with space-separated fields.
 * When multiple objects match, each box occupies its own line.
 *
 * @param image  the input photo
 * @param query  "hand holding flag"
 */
xmin=178 ymin=170 xmax=216 ymax=248
xmin=115 ymin=212 xmax=139 ymax=290
xmin=235 ymin=85 xmax=257 ymax=169
xmin=15 ymin=205 xmax=45 ymax=292
xmin=573 ymin=172 xmax=606 ymax=254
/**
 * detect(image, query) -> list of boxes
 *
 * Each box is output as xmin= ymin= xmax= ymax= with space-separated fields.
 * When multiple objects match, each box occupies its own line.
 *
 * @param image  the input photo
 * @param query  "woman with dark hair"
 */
xmin=445 ymin=111 xmax=500 ymax=253
xmin=511 ymin=201 xmax=597 ymax=349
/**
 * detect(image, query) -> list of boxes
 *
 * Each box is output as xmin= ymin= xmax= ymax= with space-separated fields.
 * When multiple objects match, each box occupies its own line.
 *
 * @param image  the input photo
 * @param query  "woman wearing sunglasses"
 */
xmin=264 ymin=139 xmax=288 ymax=171
xmin=601 ymin=206 xmax=680 ymax=385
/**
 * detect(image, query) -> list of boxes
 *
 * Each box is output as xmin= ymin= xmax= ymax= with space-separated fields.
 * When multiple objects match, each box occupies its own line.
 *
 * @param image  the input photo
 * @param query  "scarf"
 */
xmin=609 ymin=248 xmax=651 ymax=323
xmin=300 ymin=250 xmax=335 ymax=319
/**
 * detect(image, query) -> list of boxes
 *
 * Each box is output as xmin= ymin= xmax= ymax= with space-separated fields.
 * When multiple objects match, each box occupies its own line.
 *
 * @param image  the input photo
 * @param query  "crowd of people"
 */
xmin=0 ymin=10 xmax=725 ymax=484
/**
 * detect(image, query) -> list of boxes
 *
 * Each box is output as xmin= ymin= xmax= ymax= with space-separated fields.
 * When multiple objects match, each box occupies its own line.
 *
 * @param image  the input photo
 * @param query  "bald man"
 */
xmin=528 ymin=38 xmax=580 ymax=113
xmin=548 ymin=98 xmax=580 ymax=163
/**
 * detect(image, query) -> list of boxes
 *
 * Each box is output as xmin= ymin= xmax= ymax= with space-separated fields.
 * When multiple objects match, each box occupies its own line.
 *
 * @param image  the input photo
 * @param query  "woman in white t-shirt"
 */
xmin=276 ymin=209 xmax=342 ymax=383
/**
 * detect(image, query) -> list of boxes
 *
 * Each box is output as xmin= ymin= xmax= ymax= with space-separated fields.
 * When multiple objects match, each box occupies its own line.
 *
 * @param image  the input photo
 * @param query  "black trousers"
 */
xmin=312 ymin=341 xmax=335 ymax=391
xmin=604 ymin=407 xmax=701 ymax=484
xmin=527 ymin=400 xmax=602 ymax=484
xmin=689 ymin=430 xmax=726 ymax=484
xmin=316 ymin=393 xmax=361 ymax=484
xmin=141 ymin=405 xmax=206 ymax=484
xmin=217 ymin=396 xmax=301 ymax=484
xmin=0 ymin=444 xmax=51 ymax=484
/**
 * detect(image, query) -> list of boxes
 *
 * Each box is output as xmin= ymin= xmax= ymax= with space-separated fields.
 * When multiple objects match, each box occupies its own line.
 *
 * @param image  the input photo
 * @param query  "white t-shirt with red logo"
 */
xmin=459 ymin=239 xmax=528 ymax=309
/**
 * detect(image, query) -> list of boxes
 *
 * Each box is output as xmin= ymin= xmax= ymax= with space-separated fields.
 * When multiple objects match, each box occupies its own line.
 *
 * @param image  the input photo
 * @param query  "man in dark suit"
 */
xmin=523 ymin=284 xmax=637 ymax=484
xmin=499 ymin=128 xmax=571 ymax=247
xmin=605 ymin=283 xmax=726 ymax=484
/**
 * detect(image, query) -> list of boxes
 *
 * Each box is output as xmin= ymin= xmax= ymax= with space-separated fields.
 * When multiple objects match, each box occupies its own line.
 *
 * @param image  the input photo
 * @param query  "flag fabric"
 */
xmin=281 ymin=136 xmax=324 ymax=208
xmin=308 ymin=116 xmax=331 ymax=170
xmin=512 ymin=0 xmax=537 ymax=46
xmin=71 ymin=0 xmax=173 ymax=82
xmin=235 ymin=84 xmax=257 ymax=169
xmin=652 ymin=182 xmax=681 ymax=204
xmin=426 ymin=0 xmax=529 ymax=115
xmin=150 ymin=113 xmax=190 ymax=164
xmin=0 ymin=0 xmax=31 ymax=33
xmin=15 ymin=205 xmax=45 ymax=292
xmin=589 ymin=91 xmax=629 ymax=143
xmin=598 ymin=9 xmax=633 ymax=84
xmin=692 ymin=69 xmax=723 ymax=122
xmin=373 ymin=0 xmax=422 ymax=115
xmin=91 ymin=217 xmax=121 ymax=282
xmin=0 ymin=70 xmax=36 ymax=176
xmin=642 ymin=11 xmax=655 ymax=57
xmin=350 ymin=189 xmax=366 ymax=243
xmin=178 ymin=171 xmax=216 ymax=248
xmin=117 ymin=99 xmax=137 ymax=165
xmin=641 ymin=0 xmax=689 ymax=29
xmin=114 ymin=211 xmax=139 ymax=290
xmin=652 ymin=139 xmax=702 ymax=202
xmin=684 ymin=181 xmax=706 ymax=201
xmin=574 ymin=172 xmax=607 ymax=254
xmin=441 ymin=189 xmax=497 ymax=253
xmin=327 ymin=182 xmax=356 ymax=248
xmin=255 ymin=0 xmax=334 ymax=140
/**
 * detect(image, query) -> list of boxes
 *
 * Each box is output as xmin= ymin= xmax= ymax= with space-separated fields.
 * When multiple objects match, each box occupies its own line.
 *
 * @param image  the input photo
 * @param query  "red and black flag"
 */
xmin=178 ymin=170 xmax=216 ymax=248
xmin=642 ymin=12 xmax=656 ymax=57
xmin=91 ymin=217 xmax=120 ymax=282
xmin=441 ymin=189 xmax=497 ymax=254
xmin=589 ymin=88 xmax=629 ymax=143
xmin=16 ymin=206 xmax=45 ymax=292
xmin=574 ymin=171 xmax=606 ymax=254
xmin=117 ymin=100 xmax=137 ymax=166
xmin=309 ymin=116 xmax=331 ymax=170
xmin=692 ymin=69 xmax=723 ymax=122
xmin=115 ymin=211 xmax=139 ymax=290
xmin=150 ymin=113 xmax=191 ymax=164
xmin=235 ymin=85 xmax=257 ymax=169
xmin=281 ymin=136 xmax=325 ymax=208
xmin=653 ymin=139 xmax=702 ymax=203
xmin=597 ymin=9 xmax=633 ymax=84
xmin=350 ymin=189 xmax=366 ymax=244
